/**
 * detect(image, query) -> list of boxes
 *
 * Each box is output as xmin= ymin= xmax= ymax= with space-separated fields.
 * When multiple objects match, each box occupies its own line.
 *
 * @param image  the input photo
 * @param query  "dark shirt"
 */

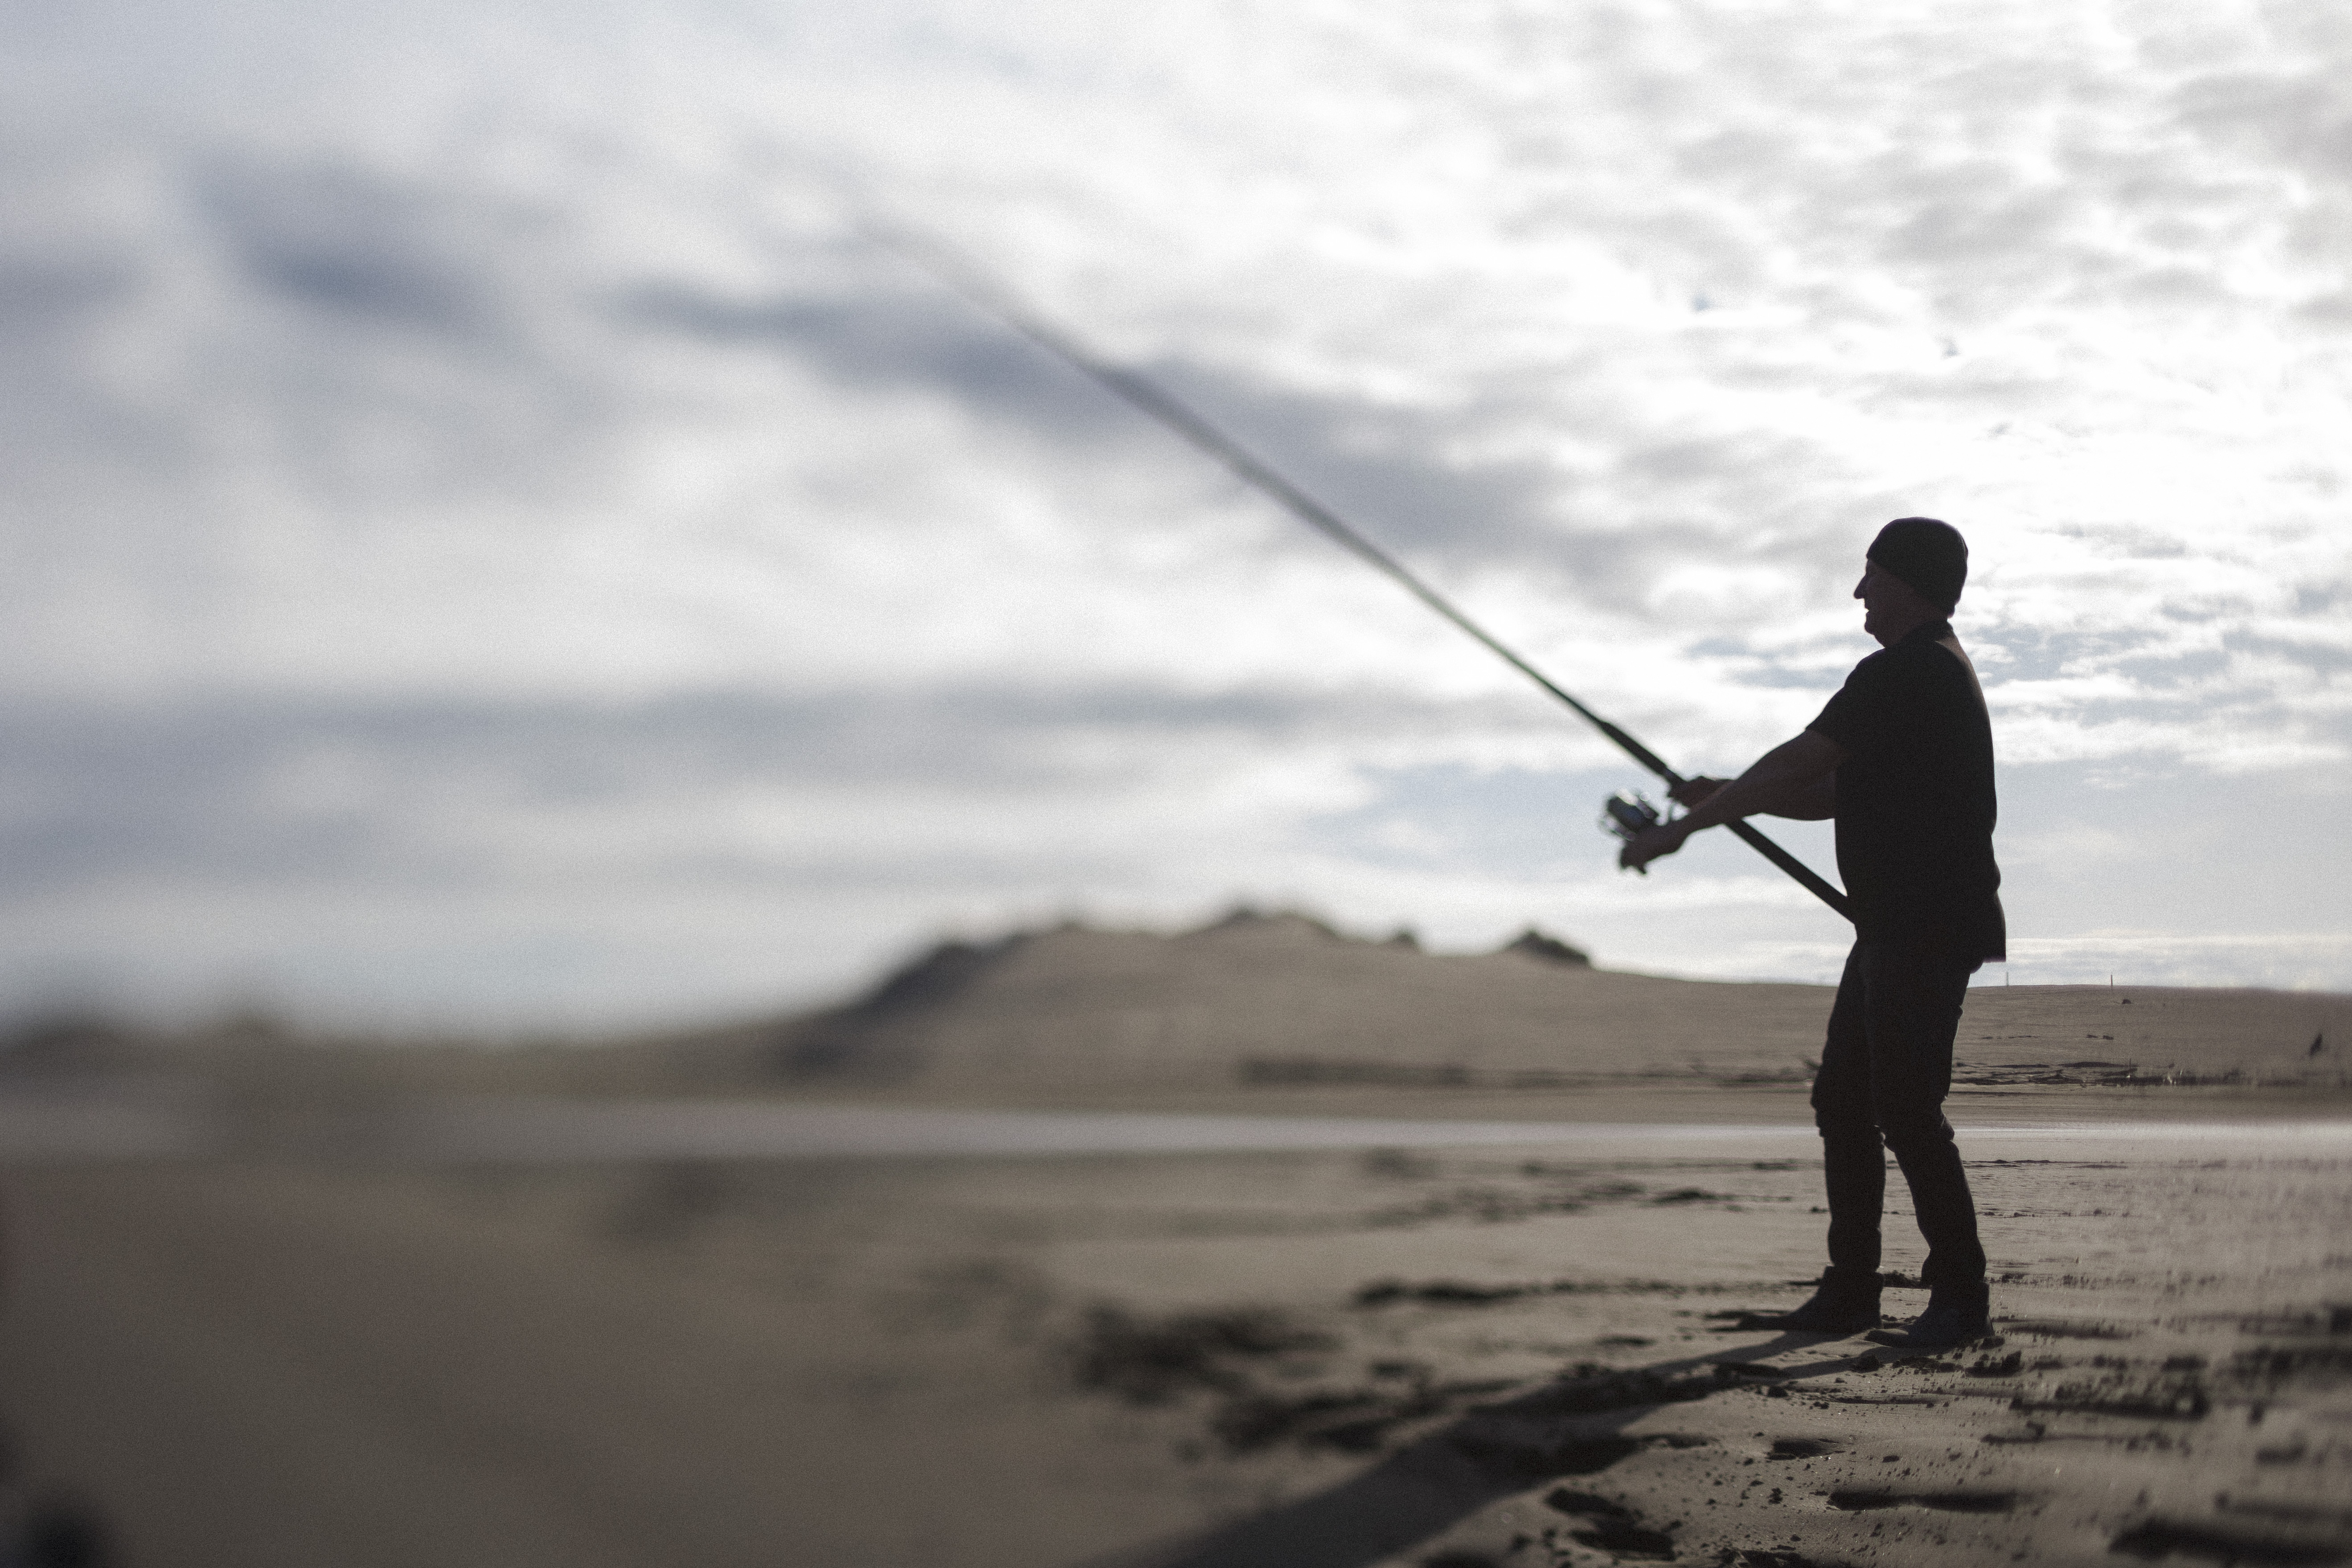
xmin=1807 ymin=620 xmax=2005 ymax=960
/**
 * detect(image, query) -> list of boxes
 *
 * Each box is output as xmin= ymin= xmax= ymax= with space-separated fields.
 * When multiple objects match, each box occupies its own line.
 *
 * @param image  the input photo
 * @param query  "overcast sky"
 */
xmin=2 ymin=0 xmax=2347 ymax=1030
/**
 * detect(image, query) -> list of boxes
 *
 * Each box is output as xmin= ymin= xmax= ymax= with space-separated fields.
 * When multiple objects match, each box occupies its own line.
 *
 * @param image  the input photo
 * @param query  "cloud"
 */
xmin=0 ymin=0 xmax=2347 ymax=1019
xmin=0 ymin=680 xmax=1586 ymax=909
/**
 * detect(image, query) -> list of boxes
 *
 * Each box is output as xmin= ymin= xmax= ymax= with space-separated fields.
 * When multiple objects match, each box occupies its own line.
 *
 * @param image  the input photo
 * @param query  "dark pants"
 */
xmin=1811 ymin=941 xmax=1987 ymax=1292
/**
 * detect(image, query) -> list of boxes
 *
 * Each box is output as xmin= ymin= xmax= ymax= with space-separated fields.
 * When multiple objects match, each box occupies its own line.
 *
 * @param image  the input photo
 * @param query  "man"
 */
xmin=1619 ymin=517 xmax=2002 ymax=1352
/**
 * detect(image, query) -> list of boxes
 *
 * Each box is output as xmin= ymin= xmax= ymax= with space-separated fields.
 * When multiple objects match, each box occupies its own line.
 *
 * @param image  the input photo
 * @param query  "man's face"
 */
xmin=1853 ymin=558 xmax=1926 ymax=645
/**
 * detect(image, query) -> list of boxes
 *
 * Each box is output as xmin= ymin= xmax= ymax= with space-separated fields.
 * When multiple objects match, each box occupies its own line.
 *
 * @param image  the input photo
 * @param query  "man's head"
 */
xmin=1855 ymin=516 xmax=1966 ymax=646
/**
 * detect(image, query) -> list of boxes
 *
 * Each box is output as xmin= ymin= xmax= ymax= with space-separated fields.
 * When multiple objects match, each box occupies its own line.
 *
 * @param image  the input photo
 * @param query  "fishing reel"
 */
xmin=1600 ymin=790 xmax=1668 ymax=873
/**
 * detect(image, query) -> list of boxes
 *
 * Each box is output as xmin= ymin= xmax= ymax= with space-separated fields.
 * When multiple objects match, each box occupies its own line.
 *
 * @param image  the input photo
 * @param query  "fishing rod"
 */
xmin=867 ymin=219 xmax=1854 ymax=925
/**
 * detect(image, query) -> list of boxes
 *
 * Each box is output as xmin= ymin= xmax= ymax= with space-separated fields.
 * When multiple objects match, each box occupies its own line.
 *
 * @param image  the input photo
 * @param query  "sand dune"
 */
xmin=642 ymin=910 xmax=2351 ymax=1108
xmin=10 ymin=913 xmax=2345 ymax=1131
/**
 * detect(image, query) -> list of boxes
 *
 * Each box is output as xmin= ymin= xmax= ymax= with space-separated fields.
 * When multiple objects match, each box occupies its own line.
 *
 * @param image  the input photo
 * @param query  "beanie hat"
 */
xmin=1867 ymin=516 xmax=1967 ymax=614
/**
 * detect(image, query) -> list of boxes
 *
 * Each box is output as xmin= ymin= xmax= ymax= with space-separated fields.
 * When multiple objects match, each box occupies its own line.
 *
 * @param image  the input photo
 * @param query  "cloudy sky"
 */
xmin=3 ymin=0 xmax=2347 ymax=1030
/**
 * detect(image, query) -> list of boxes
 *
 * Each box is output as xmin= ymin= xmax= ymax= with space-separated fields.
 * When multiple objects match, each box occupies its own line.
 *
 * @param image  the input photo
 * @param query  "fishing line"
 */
xmin=865 ymin=217 xmax=1854 ymax=925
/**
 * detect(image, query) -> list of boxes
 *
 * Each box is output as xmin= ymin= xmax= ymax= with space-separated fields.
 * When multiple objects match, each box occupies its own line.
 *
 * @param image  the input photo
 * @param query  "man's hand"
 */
xmin=1618 ymin=733 xmax=1844 ymax=876
xmin=1619 ymin=818 xmax=1690 ymax=873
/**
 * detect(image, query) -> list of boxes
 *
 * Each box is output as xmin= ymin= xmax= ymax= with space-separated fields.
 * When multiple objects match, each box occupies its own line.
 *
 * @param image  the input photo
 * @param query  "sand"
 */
xmin=659 ymin=916 xmax=2352 ymax=1105
xmin=0 ymin=1108 xmax=2347 ymax=1568
xmin=79 ymin=913 xmax=2339 ymax=1110
xmin=1 ymin=918 xmax=2347 ymax=1565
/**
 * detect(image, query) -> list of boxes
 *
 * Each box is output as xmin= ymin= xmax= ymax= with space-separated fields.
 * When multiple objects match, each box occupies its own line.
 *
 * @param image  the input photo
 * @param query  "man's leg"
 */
xmin=1755 ymin=945 xmax=1882 ymax=1332
xmin=1814 ymin=945 xmax=1886 ymax=1281
xmin=1861 ymin=943 xmax=1989 ymax=1348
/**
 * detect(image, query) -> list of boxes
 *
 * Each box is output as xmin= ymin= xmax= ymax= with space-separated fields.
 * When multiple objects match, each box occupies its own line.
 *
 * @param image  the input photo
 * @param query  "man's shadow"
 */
xmin=1076 ymin=1330 xmax=1856 ymax=1568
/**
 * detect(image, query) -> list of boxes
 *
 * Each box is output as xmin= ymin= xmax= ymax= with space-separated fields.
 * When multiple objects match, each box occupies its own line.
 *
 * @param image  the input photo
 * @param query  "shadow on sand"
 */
xmin=1077 ymin=1331 xmax=1841 ymax=1568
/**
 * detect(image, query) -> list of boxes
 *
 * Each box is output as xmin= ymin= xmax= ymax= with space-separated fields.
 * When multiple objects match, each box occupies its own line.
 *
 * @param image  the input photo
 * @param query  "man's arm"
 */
xmin=1669 ymin=770 xmax=1836 ymax=821
xmin=1619 ymin=730 xmax=1845 ymax=872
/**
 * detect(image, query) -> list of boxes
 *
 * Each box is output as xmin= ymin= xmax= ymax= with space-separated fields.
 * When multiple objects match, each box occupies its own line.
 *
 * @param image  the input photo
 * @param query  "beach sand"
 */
xmin=0 ymin=1095 xmax=2346 ymax=1567
xmin=0 ymin=919 xmax=2346 ymax=1565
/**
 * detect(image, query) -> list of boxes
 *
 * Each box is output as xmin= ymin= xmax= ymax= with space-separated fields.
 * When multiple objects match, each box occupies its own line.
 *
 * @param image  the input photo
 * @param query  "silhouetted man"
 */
xmin=1619 ymin=517 xmax=2002 ymax=1351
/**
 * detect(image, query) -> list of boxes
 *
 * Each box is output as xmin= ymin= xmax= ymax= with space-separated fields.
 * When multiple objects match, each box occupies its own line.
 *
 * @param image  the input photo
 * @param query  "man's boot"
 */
xmin=1746 ymin=1266 xmax=1881 ymax=1334
xmin=1866 ymin=1282 xmax=1990 ymax=1351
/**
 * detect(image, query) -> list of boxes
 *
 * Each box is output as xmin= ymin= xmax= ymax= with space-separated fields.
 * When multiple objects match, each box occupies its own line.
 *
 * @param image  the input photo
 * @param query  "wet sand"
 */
xmin=1 ymin=1091 xmax=2347 ymax=1567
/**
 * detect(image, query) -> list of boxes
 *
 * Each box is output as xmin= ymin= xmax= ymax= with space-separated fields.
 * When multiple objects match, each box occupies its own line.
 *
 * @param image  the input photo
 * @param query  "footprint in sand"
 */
xmin=1827 ymin=1486 xmax=2025 ymax=1514
xmin=1766 ymin=1436 xmax=1847 ymax=1459
xmin=1540 ymin=1487 xmax=1678 ymax=1561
